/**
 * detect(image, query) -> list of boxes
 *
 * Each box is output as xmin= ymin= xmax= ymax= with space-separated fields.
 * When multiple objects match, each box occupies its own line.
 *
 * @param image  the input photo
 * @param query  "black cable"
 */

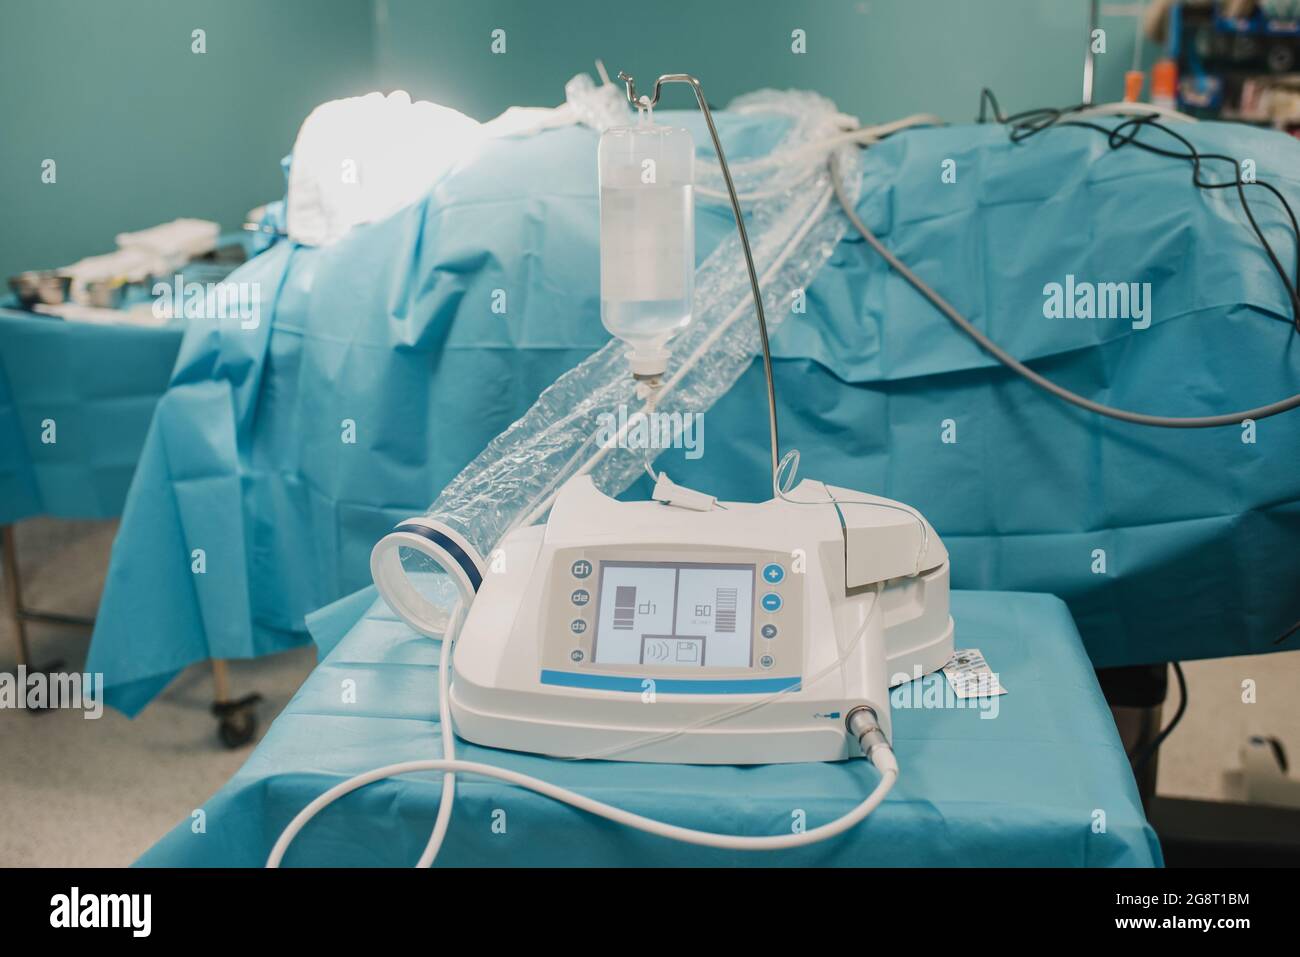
xmin=833 ymin=162 xmax=1300 ymax=426
xmin=972 ymin=97 xmax=1300 ymax=637
xmin=1275 ymin=618 xmax=1300 ymax=645
xmin=832 ymin=91 xmax=1300 ymax=426
xmin=1132 ymin=662 xmax=1187 ymax=775
xmin=978 ymin=88 xmax=1300 ymax=334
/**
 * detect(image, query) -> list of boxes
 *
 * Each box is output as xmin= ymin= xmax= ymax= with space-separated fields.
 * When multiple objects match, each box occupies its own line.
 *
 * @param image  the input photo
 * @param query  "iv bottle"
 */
xmin=598 ymin=115 xmax=695 ymax=377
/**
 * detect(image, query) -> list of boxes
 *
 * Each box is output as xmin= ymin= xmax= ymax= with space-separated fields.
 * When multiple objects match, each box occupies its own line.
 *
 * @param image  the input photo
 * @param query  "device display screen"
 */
xmin=591 ymin=561 xmax=755 ymax=668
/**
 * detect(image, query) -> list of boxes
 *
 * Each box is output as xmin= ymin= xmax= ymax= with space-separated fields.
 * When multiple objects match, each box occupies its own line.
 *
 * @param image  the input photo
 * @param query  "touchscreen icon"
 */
xmin=640 ymin=636 xmax=704 ymax=666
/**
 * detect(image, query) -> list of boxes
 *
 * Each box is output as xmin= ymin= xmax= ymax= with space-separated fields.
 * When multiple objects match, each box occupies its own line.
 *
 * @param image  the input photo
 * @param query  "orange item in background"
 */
xmin=1124 ymin=70 xmax=1145 ymax=102
xmin=1151 ymin=58 xmax=1178 ymax=106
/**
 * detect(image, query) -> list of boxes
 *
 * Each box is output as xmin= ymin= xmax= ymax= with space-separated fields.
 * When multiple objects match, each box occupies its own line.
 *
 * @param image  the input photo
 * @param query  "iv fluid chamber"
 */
xmin=598 ymin=120 xmax=695 ymax=377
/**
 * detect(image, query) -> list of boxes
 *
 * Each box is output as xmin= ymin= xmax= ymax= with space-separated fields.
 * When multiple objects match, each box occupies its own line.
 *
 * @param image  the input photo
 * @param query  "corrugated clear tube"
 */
xmin=372 ymin=90 xmax=862 ymax=635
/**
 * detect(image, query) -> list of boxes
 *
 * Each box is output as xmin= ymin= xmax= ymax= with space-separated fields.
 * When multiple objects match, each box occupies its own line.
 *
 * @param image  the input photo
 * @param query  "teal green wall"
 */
xmin=0 ymin=0 xmax=375 ymax=283
xmin=372 ymin=0 xmax=1158 ymax=123
xmin=2 ymin=0 xmax=1159 ymax=283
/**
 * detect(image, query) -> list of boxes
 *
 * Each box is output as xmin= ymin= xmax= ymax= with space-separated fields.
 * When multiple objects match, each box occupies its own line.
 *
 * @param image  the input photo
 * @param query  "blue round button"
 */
xmin=571 ymin=560 xmax=592 ymax=579
xmin=761 ymin=593 xmax=783 ymax=613
xmin=762 ymin=563 xmax=785 ymax=584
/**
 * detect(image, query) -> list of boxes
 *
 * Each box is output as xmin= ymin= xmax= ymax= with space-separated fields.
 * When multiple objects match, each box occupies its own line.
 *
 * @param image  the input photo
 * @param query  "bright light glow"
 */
xmin=287 ymin=90 xmax=484 ymax=247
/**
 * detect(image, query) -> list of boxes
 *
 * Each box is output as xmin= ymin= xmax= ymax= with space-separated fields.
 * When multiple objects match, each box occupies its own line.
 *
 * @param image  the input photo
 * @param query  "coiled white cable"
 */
xmin=268 ymin=753 xmax=894 ymax=864
xmin=267 ymin=585 xmax=897 ymax=867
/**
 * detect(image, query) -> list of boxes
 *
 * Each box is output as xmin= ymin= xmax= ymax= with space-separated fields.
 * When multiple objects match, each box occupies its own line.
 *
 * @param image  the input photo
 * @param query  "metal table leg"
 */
xmin=2 ymin=522 xmax=91 ymax=710
xmin=1 ymin=524 xmax=31 ymax=667
xmin=2 ymin=523 xmax=95 ymax=639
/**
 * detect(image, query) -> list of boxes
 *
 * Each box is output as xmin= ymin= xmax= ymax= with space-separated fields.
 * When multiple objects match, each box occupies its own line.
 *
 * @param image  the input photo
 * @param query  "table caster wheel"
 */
xmin=211 ymin=692 xmax=263 ymax=749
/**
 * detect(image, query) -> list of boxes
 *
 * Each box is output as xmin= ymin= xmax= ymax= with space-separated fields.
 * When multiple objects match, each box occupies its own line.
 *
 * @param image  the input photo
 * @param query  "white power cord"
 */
xmin=1071 ymin=101 xmax=1196 ymax=124
xmin=267 ymin=586 xmax=898 ymax=866
xmin=267 ymin=749 xmax=895 ymax=865
xmin=413 ymin=600 xmax=463 ymax=867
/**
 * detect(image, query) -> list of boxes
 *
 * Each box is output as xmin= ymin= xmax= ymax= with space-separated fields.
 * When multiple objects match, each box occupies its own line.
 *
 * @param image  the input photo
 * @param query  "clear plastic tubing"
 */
xmin=371 ymin=91 xmax=861 ymax=636
xmin=598 ymin=110 xmax=695 ymax=377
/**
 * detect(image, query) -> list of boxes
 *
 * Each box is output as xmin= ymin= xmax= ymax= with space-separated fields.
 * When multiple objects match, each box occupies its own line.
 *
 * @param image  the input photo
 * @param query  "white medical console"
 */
xmin=449 ymin=475 xmax=953 ymax=764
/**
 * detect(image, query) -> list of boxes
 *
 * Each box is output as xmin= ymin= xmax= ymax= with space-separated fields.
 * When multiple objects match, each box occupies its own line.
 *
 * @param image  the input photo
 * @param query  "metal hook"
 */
xmin=616 ymin=71 xmax=643 ymax=108
xmin=617 ymin=71 xmax=704 ymax=112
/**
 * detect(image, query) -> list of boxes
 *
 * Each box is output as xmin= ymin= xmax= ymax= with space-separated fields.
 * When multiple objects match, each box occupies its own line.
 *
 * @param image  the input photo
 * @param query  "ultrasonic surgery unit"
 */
xmin=270 ymin=71 xmax=954 ymax=866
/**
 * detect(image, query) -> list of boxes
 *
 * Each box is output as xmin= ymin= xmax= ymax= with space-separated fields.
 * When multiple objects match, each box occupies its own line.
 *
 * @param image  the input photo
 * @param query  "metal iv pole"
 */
xmin=1083 ymin=0 xmax=1101 ymax=105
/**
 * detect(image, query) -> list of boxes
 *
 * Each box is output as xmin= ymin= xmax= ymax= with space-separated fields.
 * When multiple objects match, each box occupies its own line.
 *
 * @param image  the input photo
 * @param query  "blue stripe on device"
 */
xmin=539 ymin=670 xmax=801 ymax=694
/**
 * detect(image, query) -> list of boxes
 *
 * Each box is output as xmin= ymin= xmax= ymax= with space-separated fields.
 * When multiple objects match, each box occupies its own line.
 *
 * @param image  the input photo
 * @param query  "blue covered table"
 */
xmin=138 ymin=589 xmax=1161 ymax=867
xmin=0 ymin=305 xmax=185 ymax=667
xmin=0 ymin=237 xmax=255 ymax=523
xmin=0 ymin=306 xmax=183 ymax=523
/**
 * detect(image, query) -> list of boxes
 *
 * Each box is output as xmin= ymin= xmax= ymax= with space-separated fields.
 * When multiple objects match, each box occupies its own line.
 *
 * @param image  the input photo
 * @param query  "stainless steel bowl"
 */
xmin=8 ymin=271 xmax=71 ymax=308
xmin=84 ymin=278 xmax=128 ymax=309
